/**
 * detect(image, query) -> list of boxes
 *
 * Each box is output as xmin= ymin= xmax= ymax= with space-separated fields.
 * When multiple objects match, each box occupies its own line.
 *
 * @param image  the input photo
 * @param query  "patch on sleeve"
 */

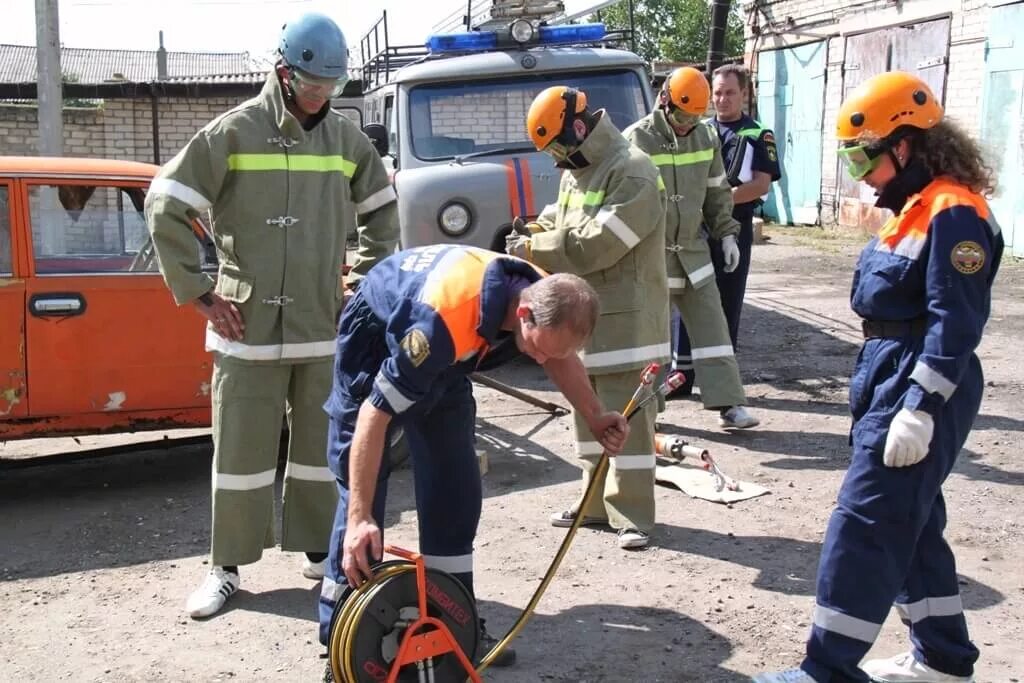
xmin=762 ymin=131 xmax=775 ymax=144
xmin=951 ymin=240 xmax=985 ymax=275
xmin=400 ymin=329 xmax=431 ymax=367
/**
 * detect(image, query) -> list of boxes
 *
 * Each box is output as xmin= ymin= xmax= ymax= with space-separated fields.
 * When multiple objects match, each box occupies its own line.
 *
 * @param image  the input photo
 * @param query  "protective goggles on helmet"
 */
xmin=667 ymin=108 xmax=701 ymax=130
xmin=288 ymin=67 xmax=348 ymax=99
xmin=837 ymin=141 xmax=887 ymax=180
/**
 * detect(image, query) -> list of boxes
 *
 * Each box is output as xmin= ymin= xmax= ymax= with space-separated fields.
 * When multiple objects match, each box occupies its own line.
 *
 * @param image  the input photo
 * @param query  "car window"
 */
xmin=28 ymin=184 xmax=152 ymax=274
xmin=0 ymin=186 xmax=11 ymax=275
xmin=27 ymin=183 xmax=216 ymax=275
xmin=407 ymin=69 xmax=648 ymax=161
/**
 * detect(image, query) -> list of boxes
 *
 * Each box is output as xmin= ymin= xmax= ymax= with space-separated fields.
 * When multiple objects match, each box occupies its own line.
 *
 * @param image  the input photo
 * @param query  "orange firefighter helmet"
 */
xmin=527 ymin=86 xmax=588 ymax=150
xmin=836 ymin=70 xmax=943 ymax=142
xmin=664 ymin=67 xmax=710 ymax=115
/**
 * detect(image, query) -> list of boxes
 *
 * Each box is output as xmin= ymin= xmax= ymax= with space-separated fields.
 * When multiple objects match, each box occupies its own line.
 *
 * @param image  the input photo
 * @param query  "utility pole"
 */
xmin=35 ymin=0 xmax=64 ymax=157
xmin=706 ymin=0 xmax=731 ymax=75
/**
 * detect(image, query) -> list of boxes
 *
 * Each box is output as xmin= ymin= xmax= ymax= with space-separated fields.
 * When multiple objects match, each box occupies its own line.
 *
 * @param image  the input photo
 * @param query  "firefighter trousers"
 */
xmin=571 ymin=370 xmax=657 ymax=533
xmin=209 ymin=353 xmax=337 ymax=567
xmin=670 ymin=282 xmax=746 ymax=410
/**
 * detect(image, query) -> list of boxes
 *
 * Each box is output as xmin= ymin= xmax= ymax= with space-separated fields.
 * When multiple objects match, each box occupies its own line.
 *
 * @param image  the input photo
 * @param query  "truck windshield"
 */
xmin=408 ymin=69 xmax=648 ymax=161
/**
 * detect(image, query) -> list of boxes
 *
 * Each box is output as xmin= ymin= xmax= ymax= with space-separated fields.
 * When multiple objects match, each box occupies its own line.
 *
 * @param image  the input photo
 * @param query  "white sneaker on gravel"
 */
xmin=302 ymin=557 xmax=326 ymax=580
xmin=719 ymin=405 xmax=760 ymax=429
xmin=861 ymin=652 xmax=973 ymax=682
xmin=617 ymin=528 xmax=649 ymax=549
xmin=549 ymin=510 xmax=605 ymax=528
xmin=186 ymin=567 xmax=239 ymax=619
xmin=752 ymin=669 xmax=818 ymax=682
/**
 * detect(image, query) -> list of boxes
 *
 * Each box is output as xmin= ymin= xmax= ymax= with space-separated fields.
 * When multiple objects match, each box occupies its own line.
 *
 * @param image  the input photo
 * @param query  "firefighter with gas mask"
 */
xmin=145 ymin=12 xmax=398 ymax=619
xmin=625 ymin=66 xmax=758 ymax=430
xmin=506 ymin=86 xmax=669 ymax=550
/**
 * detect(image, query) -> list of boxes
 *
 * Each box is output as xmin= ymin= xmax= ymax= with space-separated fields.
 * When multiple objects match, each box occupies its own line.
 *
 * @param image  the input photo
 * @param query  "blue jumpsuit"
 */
xmin=801 ymin=178 xmax=1003 ymax=682
xmin=316 ymin=245 xmax=544 ymax=645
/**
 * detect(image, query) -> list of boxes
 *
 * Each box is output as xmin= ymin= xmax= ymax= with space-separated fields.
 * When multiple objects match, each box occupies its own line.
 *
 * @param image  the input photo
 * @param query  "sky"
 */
xmin=0 ymin=0 xmax=614 ymax=66
xmin=0 ymin=0 xmax=437 ymax=58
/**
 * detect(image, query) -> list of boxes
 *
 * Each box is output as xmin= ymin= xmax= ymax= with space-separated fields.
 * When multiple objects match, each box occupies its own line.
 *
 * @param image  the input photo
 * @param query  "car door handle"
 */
xmin=29 ymin=293 xmax=87 ymax=317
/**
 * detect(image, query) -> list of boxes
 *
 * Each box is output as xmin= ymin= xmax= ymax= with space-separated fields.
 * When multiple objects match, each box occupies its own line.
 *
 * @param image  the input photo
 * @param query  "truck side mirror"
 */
xmin=362 ymin=123 xmax=389 ymax=158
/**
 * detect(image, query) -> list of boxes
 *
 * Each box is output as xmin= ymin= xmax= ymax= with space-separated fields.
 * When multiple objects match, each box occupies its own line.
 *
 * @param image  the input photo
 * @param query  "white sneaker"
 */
xmin=302 ymin=557 xmax=326 ymax=580
xmin=185 ymin=567 xmax=239 ymax=619
xmin=720 ymin=405 xmax=760 ymax=429
xmin=861 ymin=652 xmax=973 ymax=682
xmin=549 ymin=509 xmax=605 ymax=528
xmin=752 ymin=669 xmax=818 ymax=683
xmin=617 ymin=528 xmax=649 ymax=549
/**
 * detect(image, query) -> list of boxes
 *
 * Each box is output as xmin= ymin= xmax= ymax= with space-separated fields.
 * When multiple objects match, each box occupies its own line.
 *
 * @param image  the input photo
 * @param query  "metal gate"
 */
xmin=981 ymin=2 xmax=1024 ymax=257
xmin=756 ymin=40 xmax=827 ymax=225
xmin=838 ymin=18 xmax=951 ymax=230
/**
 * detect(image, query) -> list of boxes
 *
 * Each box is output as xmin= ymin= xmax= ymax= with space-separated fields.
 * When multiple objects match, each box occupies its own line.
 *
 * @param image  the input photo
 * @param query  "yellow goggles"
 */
xmin=543 ymin=140 xmax=575 ymax=162
xmin=837 ymin=142 xmax=885 ymax=180
xmin=667 ymin=109 xmax=701 ymax=129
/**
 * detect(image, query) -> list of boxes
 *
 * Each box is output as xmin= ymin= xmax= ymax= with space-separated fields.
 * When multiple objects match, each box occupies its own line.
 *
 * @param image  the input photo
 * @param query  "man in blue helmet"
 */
xmin=145 ymin=12 xmax=398 ymax=619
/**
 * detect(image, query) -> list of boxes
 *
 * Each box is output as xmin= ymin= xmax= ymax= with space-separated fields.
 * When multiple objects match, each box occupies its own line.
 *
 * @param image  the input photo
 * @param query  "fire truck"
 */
xmin=357 ymin=0 xmax=654 ymax=251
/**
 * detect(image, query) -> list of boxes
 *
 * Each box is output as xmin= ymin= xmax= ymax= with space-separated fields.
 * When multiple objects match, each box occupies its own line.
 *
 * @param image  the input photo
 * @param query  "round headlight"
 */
xmin=439 ymin=202 xmax=472 ymax=236
xmin=510 ymin=19 xmax=534 ymax=44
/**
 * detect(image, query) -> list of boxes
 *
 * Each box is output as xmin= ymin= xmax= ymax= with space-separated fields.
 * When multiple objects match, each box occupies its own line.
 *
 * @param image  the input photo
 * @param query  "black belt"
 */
xmin=861 ymin=318 xmax=927 ymax=339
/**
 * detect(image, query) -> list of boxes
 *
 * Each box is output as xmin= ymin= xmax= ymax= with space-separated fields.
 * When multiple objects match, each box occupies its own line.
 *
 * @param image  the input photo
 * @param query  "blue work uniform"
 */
xmin=316 ymin=244 xmax=544 ymax=646
xmin=802 ymin=177 xmax=1003 ymax=682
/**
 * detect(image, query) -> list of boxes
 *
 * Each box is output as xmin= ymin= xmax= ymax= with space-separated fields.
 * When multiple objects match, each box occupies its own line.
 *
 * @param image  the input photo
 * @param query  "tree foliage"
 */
xmin=593 ymin=0 xmax=745 ymax=65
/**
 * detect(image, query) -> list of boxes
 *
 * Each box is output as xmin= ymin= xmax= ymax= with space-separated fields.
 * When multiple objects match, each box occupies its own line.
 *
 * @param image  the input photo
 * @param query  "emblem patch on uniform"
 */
xmin=400 ymin=329 xmax=431 ymax=367
xmin=951 ymin=240 xmax=985 ymax=275
xmin=762 ymin=131 xmax=775 ymax=144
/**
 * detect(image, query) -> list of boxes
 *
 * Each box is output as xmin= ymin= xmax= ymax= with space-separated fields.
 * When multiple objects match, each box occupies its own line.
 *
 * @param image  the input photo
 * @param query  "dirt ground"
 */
xmin=2 ymin=230 xmax=1022 ymax=682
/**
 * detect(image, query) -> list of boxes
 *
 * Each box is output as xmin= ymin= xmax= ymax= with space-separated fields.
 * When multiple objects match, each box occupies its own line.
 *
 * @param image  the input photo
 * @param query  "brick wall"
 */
xmin=745 ymin=0 xmax=991 ymax=226
xmin=429 ymin=89 xmax=536 ymax=145
xmin=0 ymin=96 xmax=247 ymax=164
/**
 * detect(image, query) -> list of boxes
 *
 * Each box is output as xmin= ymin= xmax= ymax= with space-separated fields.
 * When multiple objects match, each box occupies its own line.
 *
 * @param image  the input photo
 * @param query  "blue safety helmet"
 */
xmin=278 ymin=13 xmax=348 ymax=80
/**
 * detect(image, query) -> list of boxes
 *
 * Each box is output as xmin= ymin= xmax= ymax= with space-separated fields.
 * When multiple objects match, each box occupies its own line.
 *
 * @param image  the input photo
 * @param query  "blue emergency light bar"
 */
xmin=427 ymin=31 xmax=498 ymax=53
xmin=426 ymin=22 xmax=607 ymax=54
xmin=538 ymin=23 xmax=607 ymax=44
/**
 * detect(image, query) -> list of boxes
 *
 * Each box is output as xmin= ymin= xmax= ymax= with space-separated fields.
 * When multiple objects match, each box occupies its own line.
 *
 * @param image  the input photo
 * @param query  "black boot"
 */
xmin=477 ymin=618 xmax=516 ymax=667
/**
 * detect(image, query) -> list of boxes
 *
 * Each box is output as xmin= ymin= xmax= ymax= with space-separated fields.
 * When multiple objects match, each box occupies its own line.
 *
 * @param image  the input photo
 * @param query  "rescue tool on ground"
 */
xmin=326 ymin=364 xmax=681 ymax=682
xmin=654 ymin=433 xmax=740 ymax=493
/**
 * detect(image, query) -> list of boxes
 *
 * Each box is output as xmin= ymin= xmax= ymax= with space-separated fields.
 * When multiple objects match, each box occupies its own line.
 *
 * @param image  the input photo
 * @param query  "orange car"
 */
xmin=0 ymin=156 xmax=214 ymax=439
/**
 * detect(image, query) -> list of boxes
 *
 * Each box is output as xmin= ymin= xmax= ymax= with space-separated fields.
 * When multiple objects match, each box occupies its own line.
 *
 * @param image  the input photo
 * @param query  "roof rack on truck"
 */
xmin=358 ymin=10 xmax=430 ymax=93
xmin=432 ymin=0 xmax=628 ymax=34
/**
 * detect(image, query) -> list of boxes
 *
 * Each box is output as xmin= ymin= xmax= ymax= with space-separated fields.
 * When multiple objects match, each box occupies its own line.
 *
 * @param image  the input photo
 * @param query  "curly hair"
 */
xmin=916 ymin=120 xmax=997 ymax=196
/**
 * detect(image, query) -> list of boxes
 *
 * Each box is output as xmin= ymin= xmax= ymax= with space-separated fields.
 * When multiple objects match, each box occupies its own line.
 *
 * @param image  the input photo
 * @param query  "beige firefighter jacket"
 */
xmin=529 ymin=113 xmax=670 ymax=376
xmin=145 ymin=73 xmax=398 ymax=363
xmin=624 ymin=109 xmax=738 ymax=291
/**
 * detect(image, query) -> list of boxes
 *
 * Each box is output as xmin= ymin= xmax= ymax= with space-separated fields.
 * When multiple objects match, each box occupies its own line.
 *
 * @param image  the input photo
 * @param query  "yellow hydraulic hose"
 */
xmin=475 ymin=392 xmax=643 ymax=674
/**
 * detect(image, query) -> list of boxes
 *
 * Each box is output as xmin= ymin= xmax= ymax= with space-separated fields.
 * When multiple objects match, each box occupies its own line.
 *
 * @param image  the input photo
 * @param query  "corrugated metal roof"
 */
xmin=162 ymin=71 xmax=267 ymax=85
xmin=0 ymin=44 xmax=260 ymax=84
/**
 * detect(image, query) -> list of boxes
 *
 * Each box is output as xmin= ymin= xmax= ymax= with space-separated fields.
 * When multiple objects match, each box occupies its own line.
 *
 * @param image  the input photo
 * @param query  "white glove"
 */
xmin=883 ymin=408 xmax=934 ymax=468
xmin=722 ymin=235 xmax=740 ymax=273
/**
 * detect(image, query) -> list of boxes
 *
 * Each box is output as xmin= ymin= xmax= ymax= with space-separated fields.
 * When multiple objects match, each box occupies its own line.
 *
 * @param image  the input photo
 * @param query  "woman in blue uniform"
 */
xmin=757 ymin=71 xmax=1003 ymax=683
